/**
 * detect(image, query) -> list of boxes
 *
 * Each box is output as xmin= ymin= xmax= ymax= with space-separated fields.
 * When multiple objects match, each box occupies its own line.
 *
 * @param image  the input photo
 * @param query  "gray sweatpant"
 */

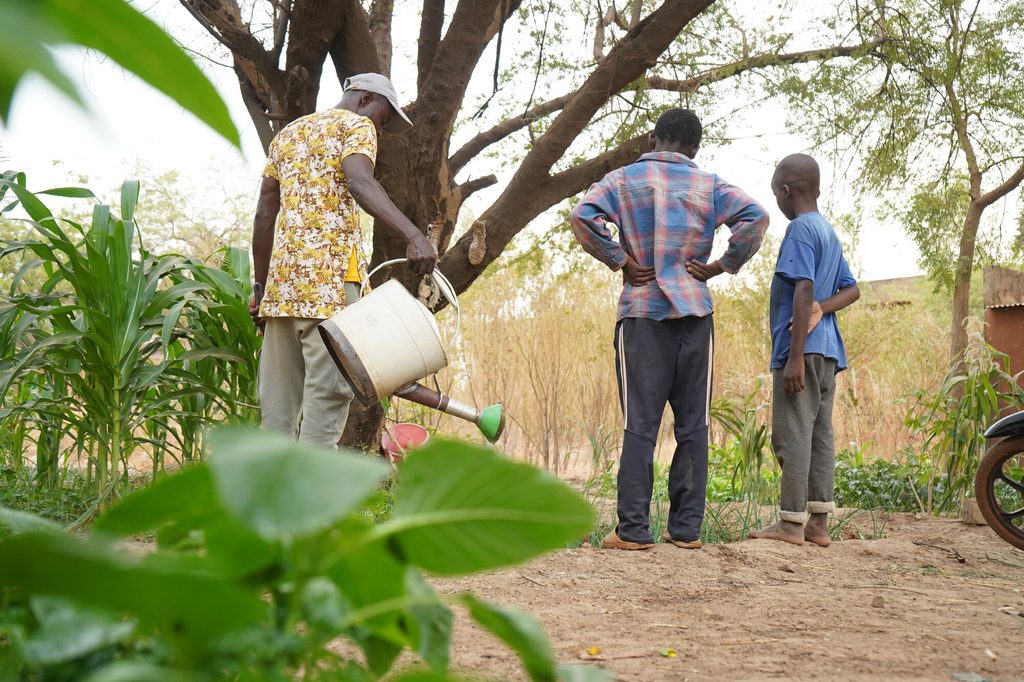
xmin=614 ymin=315 xmax=714 ymax=544
xmin=258 ymin=283 xmax=360 ymax=447
xmin=772 ymin=353 xmax=838 ymax=523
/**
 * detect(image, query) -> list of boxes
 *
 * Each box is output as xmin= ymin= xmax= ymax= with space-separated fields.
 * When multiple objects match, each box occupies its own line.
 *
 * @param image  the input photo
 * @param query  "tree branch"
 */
xmin=450 ymin=94 xmax=569 ymax=175
xmin=946 ymin=81 xmax=982 ymax=195
xmin=647 ymin=39 xmax=887 ymax=93
xmin=543 ymin=135 xmax=647 ymax=198
xmin=368 ymin=0 xmax=395 ymax=76
xmin=450 ymin=39 xmax=886 ymax=177
xmin=978 ymin=159 xmax=1024 ymax=208
xmin=327 ymin=0 xmax=383 ymax=91
xmin=271 ymin=0 xmax=293 ymax=63
xmin=415 ymin=0 xmax=524 ymax=138
xmin=178 ymin=0 xmax=277 ymax=72
xmin=417 ymin=0 xmax=445 ymax=92
xmin=456 ymin=174 xmax=499 ymax=201
xmin=440 ymin=0 xmax=715 ymax=293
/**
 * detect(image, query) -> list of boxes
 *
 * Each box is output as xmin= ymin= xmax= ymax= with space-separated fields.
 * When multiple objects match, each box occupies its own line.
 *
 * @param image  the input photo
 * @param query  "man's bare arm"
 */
xmin=249 ymin=176 xmax=280 ymax=330
xmin=342 ymin=154 xmax=436 ymax=276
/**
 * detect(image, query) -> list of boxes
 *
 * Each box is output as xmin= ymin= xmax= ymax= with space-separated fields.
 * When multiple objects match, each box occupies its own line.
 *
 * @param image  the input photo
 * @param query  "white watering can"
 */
xmin=318 ymin=259 xmax=504 ymax=443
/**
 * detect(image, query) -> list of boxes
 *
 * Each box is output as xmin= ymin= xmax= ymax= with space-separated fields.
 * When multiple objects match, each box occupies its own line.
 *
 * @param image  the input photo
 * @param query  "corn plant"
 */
xmin=710 ymin=378 xmax=775 ymax=501
xmin=0 ymin=173 xmax=254 ymax=514
xmin=0 ymin=429 xmax=605 ymax=682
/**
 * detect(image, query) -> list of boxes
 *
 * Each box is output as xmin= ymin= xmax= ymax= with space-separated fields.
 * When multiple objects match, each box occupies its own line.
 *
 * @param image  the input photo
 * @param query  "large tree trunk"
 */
xmin=949 ymin=201 xmax=984 ymax=364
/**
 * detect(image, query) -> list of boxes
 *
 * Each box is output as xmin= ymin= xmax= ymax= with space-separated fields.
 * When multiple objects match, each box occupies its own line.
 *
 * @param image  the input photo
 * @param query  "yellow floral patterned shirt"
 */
xmin=259 ymin=108 xmax=377 ymax=319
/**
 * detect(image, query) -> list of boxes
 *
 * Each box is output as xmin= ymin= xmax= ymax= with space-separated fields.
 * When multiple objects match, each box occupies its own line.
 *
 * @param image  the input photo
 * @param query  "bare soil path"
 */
xmin=436 ymin=516 xmax=1024 ymax=681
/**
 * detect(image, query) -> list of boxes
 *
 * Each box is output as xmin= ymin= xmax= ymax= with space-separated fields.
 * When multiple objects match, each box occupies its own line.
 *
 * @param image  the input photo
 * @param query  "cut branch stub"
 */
xmin=468 ymin=220 xmax=487 ymax=266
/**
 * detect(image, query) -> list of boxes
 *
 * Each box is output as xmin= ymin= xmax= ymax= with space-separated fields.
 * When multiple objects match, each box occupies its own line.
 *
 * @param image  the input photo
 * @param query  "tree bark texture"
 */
xmin=949 ymin=201 xmax=983 ymax=364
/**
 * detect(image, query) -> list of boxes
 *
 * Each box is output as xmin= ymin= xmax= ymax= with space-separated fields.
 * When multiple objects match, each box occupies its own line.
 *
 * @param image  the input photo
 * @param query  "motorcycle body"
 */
xmin=976 ymin=410 xmax=1024 ymax=551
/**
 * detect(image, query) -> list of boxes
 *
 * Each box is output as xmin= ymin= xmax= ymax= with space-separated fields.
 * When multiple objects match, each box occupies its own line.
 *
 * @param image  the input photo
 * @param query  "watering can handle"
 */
xmin=361 ymin=258 xmax=461 ymax=346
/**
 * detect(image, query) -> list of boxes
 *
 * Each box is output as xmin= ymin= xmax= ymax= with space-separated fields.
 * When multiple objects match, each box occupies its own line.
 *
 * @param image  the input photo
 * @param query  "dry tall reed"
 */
xmin=389 ymin=252 xmax=950 ymax=474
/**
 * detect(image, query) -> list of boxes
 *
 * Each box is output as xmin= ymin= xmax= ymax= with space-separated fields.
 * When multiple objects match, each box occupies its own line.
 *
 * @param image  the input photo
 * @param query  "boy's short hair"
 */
xmin=654 ymin=108 xmax=702 ymax=147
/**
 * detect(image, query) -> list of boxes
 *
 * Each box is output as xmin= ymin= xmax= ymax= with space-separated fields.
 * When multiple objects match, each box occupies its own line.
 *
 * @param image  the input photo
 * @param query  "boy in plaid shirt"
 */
xmin=570 ymin=109 xmax=768 ymax=550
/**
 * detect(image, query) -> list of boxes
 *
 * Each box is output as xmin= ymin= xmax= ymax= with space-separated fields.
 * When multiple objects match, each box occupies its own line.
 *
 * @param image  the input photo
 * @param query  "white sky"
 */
xmin=0 ymin=1 xmax=954 ymax=282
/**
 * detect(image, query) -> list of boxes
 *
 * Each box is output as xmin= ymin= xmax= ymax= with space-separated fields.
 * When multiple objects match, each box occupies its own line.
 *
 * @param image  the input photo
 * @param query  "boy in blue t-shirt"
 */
xmin=749 ymin=154 xmax=860 ymax=547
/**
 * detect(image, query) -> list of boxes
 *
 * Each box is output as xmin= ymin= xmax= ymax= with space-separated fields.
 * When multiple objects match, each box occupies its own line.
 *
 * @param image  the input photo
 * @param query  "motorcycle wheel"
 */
xmin=975 ymin=435 xmax=1024 ymax=551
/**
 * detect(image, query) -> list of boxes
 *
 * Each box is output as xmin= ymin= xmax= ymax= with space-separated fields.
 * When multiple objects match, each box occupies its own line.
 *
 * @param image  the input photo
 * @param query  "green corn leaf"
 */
xmin=0 ymin=2 xmax=82 ymax=122
xmin=0 ymin=506 xmax=64 ymax=536
xmin=82 ymin=662 xmax=193 ymax=682
xmin=405 ymin=569 xmax=453 ymax=672
xmin=5 ymin=0 xmax=242 ymax=147
xmin=38 ymin=187 xmax=96 ymax=199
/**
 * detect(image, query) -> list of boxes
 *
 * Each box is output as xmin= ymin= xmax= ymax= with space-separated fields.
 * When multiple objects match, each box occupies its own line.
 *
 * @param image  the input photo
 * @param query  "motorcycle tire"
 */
xmin=974 ymin=435 xmax=1024 ymax=551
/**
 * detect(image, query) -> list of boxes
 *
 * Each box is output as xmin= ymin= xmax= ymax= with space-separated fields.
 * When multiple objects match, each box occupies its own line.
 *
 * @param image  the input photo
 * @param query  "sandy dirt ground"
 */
xmin=435 ymin=515 xmax=1024 ymax=682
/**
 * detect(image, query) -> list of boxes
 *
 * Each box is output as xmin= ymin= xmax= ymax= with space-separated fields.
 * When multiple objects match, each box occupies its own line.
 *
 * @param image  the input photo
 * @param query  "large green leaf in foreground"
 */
xmin=382 ymin=440 xmax=594 ymax=575
xmin=208 ymin=428 xmax=390 ymax=541
xmin=0 ymin=0 xmax=240 ymax=147
xmin=0 ymin=532 xmax=265 ymax=647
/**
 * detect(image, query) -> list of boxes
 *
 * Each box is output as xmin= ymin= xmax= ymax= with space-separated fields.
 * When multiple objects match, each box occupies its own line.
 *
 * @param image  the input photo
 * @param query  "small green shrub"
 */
xmin=0 ymin=467 xmax=114 ymax=526
xmin=832 ymin=445 xmax=937 ymax=512
xmin=904 ymin=321 xmax=1024 ymax=512
xmin=0 ymin=429 xmax=607 ymax=682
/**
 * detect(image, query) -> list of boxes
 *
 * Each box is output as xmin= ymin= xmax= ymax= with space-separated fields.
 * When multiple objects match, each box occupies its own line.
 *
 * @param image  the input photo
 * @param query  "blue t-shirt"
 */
xmin=769 ymin=212 xmax=856 ymax=372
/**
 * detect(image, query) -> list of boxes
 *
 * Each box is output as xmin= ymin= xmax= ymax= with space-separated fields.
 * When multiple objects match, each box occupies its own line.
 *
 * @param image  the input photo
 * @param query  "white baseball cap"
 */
xmin=343 ymin=73 xmax=413 ymax=134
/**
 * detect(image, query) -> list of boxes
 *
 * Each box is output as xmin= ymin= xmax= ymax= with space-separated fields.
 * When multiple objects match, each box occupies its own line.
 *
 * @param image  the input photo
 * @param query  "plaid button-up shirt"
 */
xmin=570 ymin=151 xmax=768 ymax=320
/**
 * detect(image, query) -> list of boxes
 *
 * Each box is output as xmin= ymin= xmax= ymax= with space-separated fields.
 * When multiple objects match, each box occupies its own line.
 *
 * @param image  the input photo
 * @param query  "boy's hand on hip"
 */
xmin=622 ymin=256 xmax=656 ymax=286
xmin=783 ymin=355 xmax=805 ymax=394
xmin=788 ymin=300 xmax=824 ymax=333
xmin=686 ymin=259 xmax=724 ymax=282
xmin=808 ymin=300 xmax=823 ymax=332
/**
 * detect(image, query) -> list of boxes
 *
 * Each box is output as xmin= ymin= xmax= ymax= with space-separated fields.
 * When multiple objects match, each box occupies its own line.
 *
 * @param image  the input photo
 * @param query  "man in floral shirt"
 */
xmin=250 ymin=73 xmax=436 ymax=446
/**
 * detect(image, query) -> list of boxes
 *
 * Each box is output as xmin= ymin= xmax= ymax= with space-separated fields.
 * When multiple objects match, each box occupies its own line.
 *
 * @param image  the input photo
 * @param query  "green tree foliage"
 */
xmin=774 ymin=0 xmax=1024 ymax=362
xmin=0 ymin=0 xmax=239 ymax=146
xmin=0 ymin=428 xmax=603 ymax=681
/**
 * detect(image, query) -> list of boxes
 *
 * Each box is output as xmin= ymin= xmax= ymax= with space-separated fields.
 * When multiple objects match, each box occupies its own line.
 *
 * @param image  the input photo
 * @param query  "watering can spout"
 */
xmin=395 ymin=383 xmax=505 ymax=443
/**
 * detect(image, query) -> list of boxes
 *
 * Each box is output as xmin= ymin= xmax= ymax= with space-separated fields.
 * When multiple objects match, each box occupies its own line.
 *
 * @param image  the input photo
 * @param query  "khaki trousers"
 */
xmin=772 ymin=353 xmax=838 ymax=523
xmin=258 ymin=283 xmax=360 ymax=447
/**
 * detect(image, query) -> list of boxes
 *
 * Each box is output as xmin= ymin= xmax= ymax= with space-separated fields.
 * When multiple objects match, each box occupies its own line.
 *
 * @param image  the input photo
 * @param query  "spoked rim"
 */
xmin=976 ymin=437 xmax=1024 ymax=550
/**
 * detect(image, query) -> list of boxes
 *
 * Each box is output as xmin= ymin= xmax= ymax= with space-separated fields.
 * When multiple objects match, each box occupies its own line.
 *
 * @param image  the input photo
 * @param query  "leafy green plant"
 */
xmin=0 ymin=429 xmax=604 ymax=681
xmin=0 ymin=467 xmax=113 ymax=526
xmin=904 ymin=321 xmax=1024 ymax=512
xmin=0 ymin=0 xmax=238 ymax=145
xmin=833 ymin=445 xmax=936 ymax=512
xmin=0 ymin=174 xmax=259 ymax=514
xmin=710 ymin=380 xmax=776 ymax=501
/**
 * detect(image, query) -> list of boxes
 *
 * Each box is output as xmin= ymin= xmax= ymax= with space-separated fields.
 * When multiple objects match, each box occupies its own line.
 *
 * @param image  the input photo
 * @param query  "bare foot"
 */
xmin=749 ymin=520 xmax=805 ymax=545
xmin=804 ymin=513 xmax=831 ymax=547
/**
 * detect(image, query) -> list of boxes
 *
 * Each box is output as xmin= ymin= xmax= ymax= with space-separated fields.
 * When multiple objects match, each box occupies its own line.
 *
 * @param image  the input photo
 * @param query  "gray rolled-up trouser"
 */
xmin=772 ymin=352 xmax=838 ymax=523
xmin=614 ymin=315 xmax=714 ymax=544
xmin=258 ymin=283 xmax=360 ymax=447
